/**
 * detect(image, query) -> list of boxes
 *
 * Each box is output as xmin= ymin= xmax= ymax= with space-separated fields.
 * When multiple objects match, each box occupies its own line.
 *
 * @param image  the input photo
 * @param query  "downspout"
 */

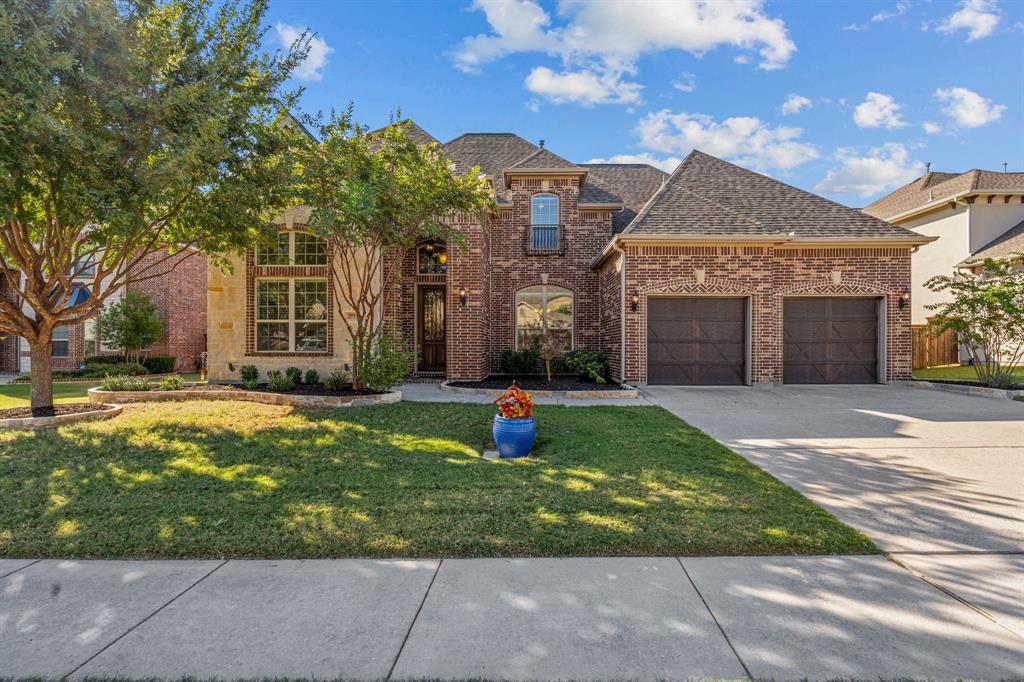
xmin=611 ymin=239 xmax=626 ymax=383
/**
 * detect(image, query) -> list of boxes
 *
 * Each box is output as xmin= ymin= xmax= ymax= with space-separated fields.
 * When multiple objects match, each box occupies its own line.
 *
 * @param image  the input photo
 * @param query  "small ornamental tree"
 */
xmin=295 ymin=111 xmax=494 ymax=389
xmin=0 ymin=0 xmax=307 ymax=412
xmin=98 ymin=292 xmax=164 ymax=364
xmin=925 ymin=254 xmax=1024 ymax=387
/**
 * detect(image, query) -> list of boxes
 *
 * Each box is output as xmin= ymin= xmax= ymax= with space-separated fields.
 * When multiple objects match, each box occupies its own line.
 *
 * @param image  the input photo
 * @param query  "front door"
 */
xmin=418 ymin=286 xmax=446 ymax=373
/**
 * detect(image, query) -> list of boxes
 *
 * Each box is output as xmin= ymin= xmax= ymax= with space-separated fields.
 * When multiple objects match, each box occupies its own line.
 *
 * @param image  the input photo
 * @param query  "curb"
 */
xmin=87 ymin=386 xmax=402 ymax=408
xmin=439 ymin=381 xmax=638 ymax=399
xmin=910 ymin=380 xmax=1024 ymax=401
xmin=0 ymin=404 xmax=123 ymax=430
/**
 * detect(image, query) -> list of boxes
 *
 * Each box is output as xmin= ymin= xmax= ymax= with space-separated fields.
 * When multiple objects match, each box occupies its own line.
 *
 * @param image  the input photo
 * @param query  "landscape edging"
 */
xmin=439 ymin=381 xmax=638 ymax=399
xmin=910 ymin=380 xmax=1024 ymax=401
xmin=0 ymin=403 xmax=123 ymax=430
xmin=88 ymin=386 xmax=402 ymax=408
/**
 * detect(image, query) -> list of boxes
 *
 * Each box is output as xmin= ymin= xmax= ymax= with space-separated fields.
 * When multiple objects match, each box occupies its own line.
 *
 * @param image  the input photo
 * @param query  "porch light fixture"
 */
xmin=630 ymin=291 xmax=639 ymax=312
xmin=898 ymin=287 xmax=909 ymax=309
xmin=437 ymin=252 xmax=447 ymax=265
xmin=458 ymin=285 xmax=467 ymax=306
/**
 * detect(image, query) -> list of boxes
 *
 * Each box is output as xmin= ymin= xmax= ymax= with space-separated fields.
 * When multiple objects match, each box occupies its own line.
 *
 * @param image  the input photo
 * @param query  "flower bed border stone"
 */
xmin=440 ymin=381 xmax=637 ymax=399
xmin=0 ymin=403 xmax=123 ymax=430
xmin=911 ymin=380 xmax=1024 ymax=401
xmin=87 ymin=386 xmax=402 ymax=408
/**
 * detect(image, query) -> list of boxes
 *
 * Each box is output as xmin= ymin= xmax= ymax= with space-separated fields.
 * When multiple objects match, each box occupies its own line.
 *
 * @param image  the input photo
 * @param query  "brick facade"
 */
xmin=618 ymin=244 xmax=913 ymax=384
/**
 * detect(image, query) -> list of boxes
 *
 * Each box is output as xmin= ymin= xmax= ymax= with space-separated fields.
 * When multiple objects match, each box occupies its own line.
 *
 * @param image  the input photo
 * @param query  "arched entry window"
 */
xmin=515 ymin=284 xmax=573 ymax=350
xmin=418 ymin=242 xmax=447 ymax=274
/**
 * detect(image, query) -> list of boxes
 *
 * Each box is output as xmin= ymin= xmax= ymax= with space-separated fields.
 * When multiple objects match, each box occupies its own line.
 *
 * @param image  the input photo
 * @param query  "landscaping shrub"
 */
xmin=360 ymin=333 xmax=410 ymax=392
xmin=323 ymin=369 xmax=350 ymax=390
xmin=141 ymin=356 xmax=176 ymax=374
xmin=285 ymin=366 xmax=303 ymax=385
xmin=158 ymin=374 xmax=184 ymax=391
xmin=500 ymin=349 xmax=539 ymax=375
xmin=98 ymin=291 xmax=164 ymax=364
xmin=303 ymin=368 xmax=320 ymax=385
xmin=266 ymin=370 xmax=294 ymax=391
xmin=85 ymin=355 xmax=176 ymax=375
xmin=986 ymin=371 xmax=1018 ymax=390
xmin=563 ymin=350 xmax=609 ymax=383
xmin=239 ymin=365 xmax=260 ymax=389
xmin=100 ymin=374 xmax=150 ymax=392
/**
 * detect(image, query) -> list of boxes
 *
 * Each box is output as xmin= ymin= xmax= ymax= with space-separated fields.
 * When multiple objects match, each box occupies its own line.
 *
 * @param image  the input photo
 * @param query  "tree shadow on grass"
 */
xmin=0 ymin=400 xmax=875 ymax=559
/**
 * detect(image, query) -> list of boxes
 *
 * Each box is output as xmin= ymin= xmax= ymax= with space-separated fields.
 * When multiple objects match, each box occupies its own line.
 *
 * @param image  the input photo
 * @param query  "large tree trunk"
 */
xmin=29 ymin=336 xmax=55 ymax=415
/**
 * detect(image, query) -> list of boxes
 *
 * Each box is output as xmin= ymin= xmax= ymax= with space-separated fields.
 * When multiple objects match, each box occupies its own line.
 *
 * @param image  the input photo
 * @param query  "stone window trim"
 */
xmin=244 ymin=248 xmax=334 ymax=357
xmin=513 ymin=282 xmax=576 ymax=351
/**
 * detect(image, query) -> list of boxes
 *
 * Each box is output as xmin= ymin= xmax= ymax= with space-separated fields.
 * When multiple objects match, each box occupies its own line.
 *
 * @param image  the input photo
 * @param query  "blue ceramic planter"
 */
xmin=493 ymin=415 xmax=536 ymax=458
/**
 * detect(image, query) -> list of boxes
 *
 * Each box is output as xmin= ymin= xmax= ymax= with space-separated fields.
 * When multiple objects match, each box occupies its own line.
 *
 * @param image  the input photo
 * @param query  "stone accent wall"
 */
xmin=617 ymin=244 xmax=913 ymax=384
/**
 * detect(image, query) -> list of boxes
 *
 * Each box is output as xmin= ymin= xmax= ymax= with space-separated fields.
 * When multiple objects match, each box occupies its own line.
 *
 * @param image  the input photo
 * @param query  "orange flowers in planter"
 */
xmin=493 ymin=382 xmax=536 ymax=419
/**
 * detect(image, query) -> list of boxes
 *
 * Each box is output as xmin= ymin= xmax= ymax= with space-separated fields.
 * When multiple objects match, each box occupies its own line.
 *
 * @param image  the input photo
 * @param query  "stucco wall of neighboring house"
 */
xmin=968 ymin=203 xmax=1024 ymax=253
xmin=616 ymin=245 xmax=912 ymax=385
xmin=903 ymin=205 xmax=969 ymax=324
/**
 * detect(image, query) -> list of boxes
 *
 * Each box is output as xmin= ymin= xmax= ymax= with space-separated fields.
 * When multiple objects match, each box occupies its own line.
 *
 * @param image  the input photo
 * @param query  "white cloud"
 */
xmin=853 ymin=92 xmax=907 ymax=129
xmin=922 ymin=121 xmax=943 ymax=134
xmin=276 ymin=23 xmax=332 ymax=82
xmin=937 ymin=0 xmax=1000 ymax=41
xmin=934 ymin=86 xmax=1006 ymax=127
xmin=845 ymin=0 xmax=911 ymax=30
xmin=586 ymin=153 xmax=681 ymax=173
xmin=780 ymin=94 xmax=812 ymax=115
xmin=733 ymin=54 xmax=752 ymax=64
xmin=524 ymin=66 xmax=642 ymax=106
xmin=452 ymin=0 xmax=796 ymax=106
xmin=815 ymin=143 xmax=924 ymax=198
xmin=635 ymin=109 xmax=819 ymax=171
xmin=673 ymin=71 xmax=697 ymax=93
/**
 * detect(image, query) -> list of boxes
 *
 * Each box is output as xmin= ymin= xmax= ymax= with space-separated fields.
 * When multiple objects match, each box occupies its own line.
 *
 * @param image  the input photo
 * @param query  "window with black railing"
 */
xmin=530 ymin=193 xmax=561 ymax=252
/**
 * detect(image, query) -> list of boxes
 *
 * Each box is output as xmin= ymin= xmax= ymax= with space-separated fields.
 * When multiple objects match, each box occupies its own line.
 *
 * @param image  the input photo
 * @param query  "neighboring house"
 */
xmin=0 ymin=247 xmax=208 ymax=373
xmin=207 ymin=123 xmax=931 ymax=386
xmin=862 ymin=169 xmax=1024 ymax=324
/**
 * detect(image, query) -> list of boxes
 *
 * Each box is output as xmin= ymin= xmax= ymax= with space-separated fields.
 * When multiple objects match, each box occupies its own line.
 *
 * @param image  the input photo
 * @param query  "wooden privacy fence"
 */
xmin=912 ymin=325 xmax=959 ymax=369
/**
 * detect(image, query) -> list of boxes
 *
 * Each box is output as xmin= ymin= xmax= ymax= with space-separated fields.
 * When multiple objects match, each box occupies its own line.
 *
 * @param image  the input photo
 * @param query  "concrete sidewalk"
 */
xmin=2 ymin=556 xmax=1022 ymax=681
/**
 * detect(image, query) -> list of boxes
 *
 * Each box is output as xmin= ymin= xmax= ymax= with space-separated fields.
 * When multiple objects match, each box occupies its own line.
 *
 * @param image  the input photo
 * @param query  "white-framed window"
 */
xmin=69 ymin=254 xmax=96 ymax=278
xmin=84 ymin=318 xmax=98 ymax=357
xmin=256 ymin=231 xmax=327 ymax=266
xmin=515 ymin=284 xmax=573 ymax=350
xmin=530 ymin=194 xmax=560 ymax=251
xmin=52 ymin=325 xmax=69 ymax=357
xmin=255 ymin=279 xmax=328 ymax=352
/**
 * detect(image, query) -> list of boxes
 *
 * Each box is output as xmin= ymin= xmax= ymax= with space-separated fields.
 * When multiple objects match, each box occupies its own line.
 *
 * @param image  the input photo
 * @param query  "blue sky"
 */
xmin=265 ymin=0 xmax=1022 ymax=207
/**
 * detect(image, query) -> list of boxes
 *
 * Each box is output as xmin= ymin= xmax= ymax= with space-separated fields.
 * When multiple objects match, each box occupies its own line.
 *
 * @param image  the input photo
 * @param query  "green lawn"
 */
xmin=0 ymin=374 xmax=202 ymax=409
xmin=913 ymin=365 xmax=1024 ymax=381
xmin=0 ymin=400 xmax=874 ymax=559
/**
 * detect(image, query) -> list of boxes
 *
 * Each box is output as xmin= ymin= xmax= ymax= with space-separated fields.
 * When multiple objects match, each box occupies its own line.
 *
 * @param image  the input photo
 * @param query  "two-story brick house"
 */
xmin=206 ymin=123 xmax=932 ymax=386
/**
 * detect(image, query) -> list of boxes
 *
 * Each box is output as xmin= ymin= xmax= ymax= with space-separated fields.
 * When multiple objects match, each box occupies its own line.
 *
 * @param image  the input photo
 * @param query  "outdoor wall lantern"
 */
xmin=437 ymin=252 xmax=448 ymax=265
xmin=459 ymin=285 xmax=467 ymax=306
xmin=898 ymin=287 xmax=909 ymax=309
xmin=630 ymin=291 xmax=640 ymax=312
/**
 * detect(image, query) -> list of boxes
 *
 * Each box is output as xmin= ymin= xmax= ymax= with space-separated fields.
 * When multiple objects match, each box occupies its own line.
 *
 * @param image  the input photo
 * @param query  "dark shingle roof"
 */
xmin=863 ymin=169 xmax=1024 ymax=220
xmin=442 ymin=133 xmax=539 ymax=178
xmin=625 ymin=151 xmax=923 ymax=239
xmin=509 ymin=147 xmax=580 ymax=170
xmin=960 ymin=219 xmax=1024 ymax=265
xmin=581 ymin=164 xmax=667 ymax=232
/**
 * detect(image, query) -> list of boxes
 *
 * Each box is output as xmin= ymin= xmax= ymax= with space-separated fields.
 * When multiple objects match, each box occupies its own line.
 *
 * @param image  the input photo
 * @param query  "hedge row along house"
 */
xmin=206 ymin=122 xmax=934 ymax=386
xmin=0 ymin=248 xmax=207 ymax=374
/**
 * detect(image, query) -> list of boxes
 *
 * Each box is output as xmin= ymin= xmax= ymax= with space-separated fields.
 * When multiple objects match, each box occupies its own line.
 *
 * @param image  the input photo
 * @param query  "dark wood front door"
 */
xmin=783 ymin=297 xmax=879 ymax=384
xmin=647 ymin=297 xmax=746 ymax=385
xmin=418 ymin=286 xmax=446 ymax=373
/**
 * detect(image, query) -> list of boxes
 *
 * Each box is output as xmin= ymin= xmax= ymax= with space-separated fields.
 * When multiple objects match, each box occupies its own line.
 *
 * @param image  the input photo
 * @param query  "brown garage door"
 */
xmin=784 ymin=297 xmax=879 ymax=384
xmin=647 ymin=297 xmax=746 ymax=385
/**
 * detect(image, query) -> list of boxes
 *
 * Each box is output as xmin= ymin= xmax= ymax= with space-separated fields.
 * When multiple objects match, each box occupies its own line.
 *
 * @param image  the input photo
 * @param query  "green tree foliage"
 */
xmin=98 ymin=291 xmax=164 ymax=364
xmin=926 ymin=255 xmax=1024 ymax=387
xmin=293 ymin=111 xmax=494 ymax=389
xmin=0 ymin=0 xmax=306 ymax=411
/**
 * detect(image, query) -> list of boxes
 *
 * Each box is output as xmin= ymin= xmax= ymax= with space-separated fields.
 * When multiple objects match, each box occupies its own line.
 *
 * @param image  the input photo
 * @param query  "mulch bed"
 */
xmin=0 ymin=403 xmax=113 ymax=419
xmin=449 ymin=375 xmax=625 ymax=391
xmin=200 ymin=383 xmax=382 ymax=397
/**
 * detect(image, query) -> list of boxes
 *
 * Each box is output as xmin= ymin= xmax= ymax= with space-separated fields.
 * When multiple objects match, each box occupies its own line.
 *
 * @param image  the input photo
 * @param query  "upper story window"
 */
xmin=530 ymin=194 xmax=560 ymax=251
xmin=418 ymin=243 xmax=447 ymax=274
xmin=256 ymin=231 xmax=327 ymax=266
xmin=52 ymin=325 xmax=69 ymax=357
xmin=68 ymin=254 xmax=96 ymax=278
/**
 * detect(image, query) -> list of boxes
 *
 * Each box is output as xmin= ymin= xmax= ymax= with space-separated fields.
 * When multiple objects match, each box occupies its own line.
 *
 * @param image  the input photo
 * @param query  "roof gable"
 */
xmin=961 ymin=218 xmax=1024 ymax=265
xmin=624 ymin=150 xmax=923 ymax=240
xmin=864 ymin=168 xmax=1024 ymax=220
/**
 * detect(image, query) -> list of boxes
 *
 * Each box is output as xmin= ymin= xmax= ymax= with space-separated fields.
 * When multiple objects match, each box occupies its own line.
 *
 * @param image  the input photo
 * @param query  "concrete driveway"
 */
xmin=644 ymin=384 xmax=1024 ymax=638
